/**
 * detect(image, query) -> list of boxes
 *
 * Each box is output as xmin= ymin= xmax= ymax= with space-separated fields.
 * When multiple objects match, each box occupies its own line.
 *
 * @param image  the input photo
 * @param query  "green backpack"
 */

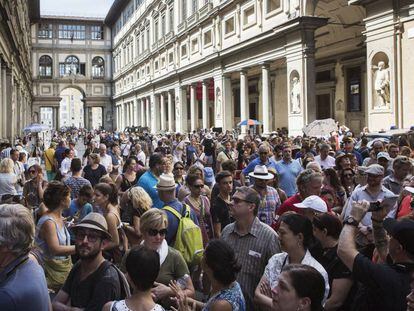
xmin=163 ymin=204 xmax=204 ymax=267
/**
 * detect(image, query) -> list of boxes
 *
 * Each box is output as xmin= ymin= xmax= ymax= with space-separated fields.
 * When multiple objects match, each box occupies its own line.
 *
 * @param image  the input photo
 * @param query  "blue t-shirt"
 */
xmin=163 ymin=199 xmax=199 ymax=245
xmin=64 ymin=200 xmax=93 ymax=219
xmin=274 ymin=159 xmax=303 ymax=197
xmin=242 ymin=157 xmax=277 ymax=176
xmin=0 ymin=256 xmax=50 ymax=311
xmin=137 ymin=170 xmax=163 ymax=209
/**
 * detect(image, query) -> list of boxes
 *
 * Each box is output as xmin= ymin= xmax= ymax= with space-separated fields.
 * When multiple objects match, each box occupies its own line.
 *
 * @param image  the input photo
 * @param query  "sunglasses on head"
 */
xmin=148 ymin=228 xmax=168 ymax=237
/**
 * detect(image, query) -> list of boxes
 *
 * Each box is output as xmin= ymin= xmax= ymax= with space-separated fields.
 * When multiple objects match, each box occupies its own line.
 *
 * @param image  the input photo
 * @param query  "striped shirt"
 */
xmin=252 ymin=185 xmax=281 ymax=226
xmin=221 ymin=217 xmax=281 ymax=311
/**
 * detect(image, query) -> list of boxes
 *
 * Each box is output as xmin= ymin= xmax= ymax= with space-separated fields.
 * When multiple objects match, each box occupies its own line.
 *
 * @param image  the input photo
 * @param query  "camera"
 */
xmin=368 ymin=201 xmax=382 ymax=212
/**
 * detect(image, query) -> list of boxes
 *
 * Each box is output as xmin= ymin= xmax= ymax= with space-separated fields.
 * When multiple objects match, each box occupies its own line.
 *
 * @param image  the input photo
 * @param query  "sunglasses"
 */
xmin=148 ymin=228 xmax=168 ymax=237
xmin=343 ymin=174 xmax=354 ymax=178
xmin=75 ymin=232 xmax=102 ymax=243
xmin=193 ymin=184 xmax=204 ymax=189
xmin=232 ymin=197 xmax=251 ymax=204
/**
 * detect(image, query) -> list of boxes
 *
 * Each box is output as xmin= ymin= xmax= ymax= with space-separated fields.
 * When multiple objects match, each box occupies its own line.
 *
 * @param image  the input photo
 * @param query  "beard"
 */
xmin=76 ymin=243 xmax=101 ymax=260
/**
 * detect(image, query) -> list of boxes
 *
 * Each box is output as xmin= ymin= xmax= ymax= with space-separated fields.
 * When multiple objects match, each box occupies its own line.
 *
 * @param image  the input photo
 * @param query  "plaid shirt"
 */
xmin=251 ymin=185 xmax=281 ymax=226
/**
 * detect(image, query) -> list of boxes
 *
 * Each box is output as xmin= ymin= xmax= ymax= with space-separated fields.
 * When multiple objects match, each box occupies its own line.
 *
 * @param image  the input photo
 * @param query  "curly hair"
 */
xmin=129 ymin=186 xmax=153 ymax=216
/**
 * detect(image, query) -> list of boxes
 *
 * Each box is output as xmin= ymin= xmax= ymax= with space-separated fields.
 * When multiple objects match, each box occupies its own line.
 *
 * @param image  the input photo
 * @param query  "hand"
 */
xmin=152 ymin=282 xmax=172 ymax=301
xmin=171 ymin=294 xmax=196 ymax=311
xmin=350 ymin=200 xmax=369 ymax=223
xmin=259 ymin=279 xmax=272 ymax=298
xmin=371 ymin=204 xmax=388 ymax=222
xmin=170 ymin=280 xmax=184 ymax=298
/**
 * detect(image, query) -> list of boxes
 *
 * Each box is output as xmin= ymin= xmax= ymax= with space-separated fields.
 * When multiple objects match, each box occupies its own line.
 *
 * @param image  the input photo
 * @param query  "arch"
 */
xmin=39 ymin=55 xmax=52 ymax=77
xmin=65 ymin=55 xmax=80 ymax=75
xmin=92 ymin=56 xmax=105 ymax=78
xmin=59 ymin=87 xmax=84 ymax=128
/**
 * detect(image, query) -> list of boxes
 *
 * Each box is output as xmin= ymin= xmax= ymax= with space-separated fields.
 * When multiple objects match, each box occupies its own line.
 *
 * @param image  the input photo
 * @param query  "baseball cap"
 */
xmin=294 ymin=195 xmax=328 ymax=213
xmin=377 ymin=152 xmax=391 ymax=161
xmin=383 ymin=218 xmax=414 ymax=255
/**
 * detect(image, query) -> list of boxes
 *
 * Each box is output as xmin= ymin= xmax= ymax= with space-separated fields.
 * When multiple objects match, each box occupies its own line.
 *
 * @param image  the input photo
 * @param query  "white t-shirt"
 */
xmin=314 ymin=155 xmax=336 ymax=169
xmin=136 ymin=150 xmax=146 ymax=166
xmin=100 ymin=154 xmax=113 ymax=172
xmin=60 ymin=157 xmax=72 ymax=177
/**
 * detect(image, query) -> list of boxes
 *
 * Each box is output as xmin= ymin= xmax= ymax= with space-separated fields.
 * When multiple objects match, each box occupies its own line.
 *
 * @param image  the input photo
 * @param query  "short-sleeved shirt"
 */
xmin=62 ymin=260 xmax=121 ymax=311
xmin=351 ymin=253 xmax=412 ymax=311
xmin=276 ymin=193 xmax=303 ymax=216
xmin=253 ymin=185 xmax=281 ymax=226
xmin=220 ymin=217 xmax=281 ymax=311
xmin=100 ymin=154 xmax=113 ymax=172
xmin=137 ymin=170 xmax=163 ymax=209
xmin=242 ymin=158 xmax=277 ymax=176
xmin=64 ymin=176 xmax=91 ymax=199
xmin=211 ymin=195 xmax=232 ymax=230
xmin=274 ymin=159 xmax=302 ymax=197
xmin=0 ymin=173 xmax=17 ymax=197
xmin=0 ymin=256 xmax=50 ymax=311
xmin=83 ymin=165 xmax=107 ymax=187
xmin=382 ymin=174 xmax=403 ymax=195
xmin=314 ymin=155 xmax=336 ymax=169
xmin=44 ymin=148 xmax=55 ymax=171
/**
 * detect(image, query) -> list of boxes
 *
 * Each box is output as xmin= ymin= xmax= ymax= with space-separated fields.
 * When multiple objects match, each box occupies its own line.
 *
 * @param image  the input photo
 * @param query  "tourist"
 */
xmin=314 ymin=143 xmax=336 ymax=169
xmin=44 ymin=141 xmax=57 ymax=181
xmin=221 ymin=186 xmax=281 ymax=310
xmin=241 ymin=145 xmax=277 ymax=185
xmin=254 ymin=213 xmax=329 ymax=309
xmin=383 ymin=155 xmax=412 ymax=195
xmin=274 ymin=145 xmax=303 ymax=197
xmin=99 ymin=143 xmax=113 ymax=173
xmin=53 ymin=213 xmax=123 ymax=310
xmin=137 ymin=153 xmax=165 ymax=209
xmin=0 ymin=204 xmax=50 ymax=310
xmin=211 ymin=171 xmax=233 ymax=238
xmin=64 ymin=184 xmax=94 ymax=220
xmin=10 ymin=148 xmax=25 ymax=195
xmin=83 ymin=153 xmax=107 ymax=187
xmin=115 ymin=156 xmax=138 ymax=196
xmin=0 ymin=158 xmax=17 ymax=200
xmin=60 ymin=148 xmax=74 ymax=178
xmin=64 ymin=158 xmax=91 ymax=199
xmin=23 ymin=164 xmax=47 ymax=209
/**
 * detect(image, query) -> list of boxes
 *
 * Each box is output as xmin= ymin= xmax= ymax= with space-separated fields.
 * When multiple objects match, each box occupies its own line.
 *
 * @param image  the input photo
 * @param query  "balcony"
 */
xmin=177 ymin=21 xmax=187 ymax=34
xmin=199 ymin=2 xmax=213 ymax=19
xmin=187 ymin=12 xmax=199 ymax=27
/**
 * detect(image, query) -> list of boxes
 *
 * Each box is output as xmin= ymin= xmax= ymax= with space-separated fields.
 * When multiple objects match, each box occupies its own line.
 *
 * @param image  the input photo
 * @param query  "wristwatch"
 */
xmin=343 ymin=216 xmax=359 ymax=227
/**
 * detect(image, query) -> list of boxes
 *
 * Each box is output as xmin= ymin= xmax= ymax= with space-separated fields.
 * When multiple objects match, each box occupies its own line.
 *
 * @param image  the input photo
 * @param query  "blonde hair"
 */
xmin=129 ymin=186 xmax=152 ymax=215
xmin=140 ymin=208 xmax=168 ymax=233
xmin=89 ymin=153 xmax=100 ymax=164
xmin=0 ymin=158 xmax=14 ymax=174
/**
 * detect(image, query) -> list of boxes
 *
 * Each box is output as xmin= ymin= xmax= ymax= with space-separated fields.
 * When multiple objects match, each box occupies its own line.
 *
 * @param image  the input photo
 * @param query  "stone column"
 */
xmin=134 ymin=97 xmax=139 ymax=126
xmin=168 ymin=91 xmax=174 ymax=132
xmin=160 ymin=93 xmax=166 ymax=131
xmin=84 ymin=106 xmax=89 ymax=129
xmin=140 ymin=99 xmax=145 ymax=127
xmin=150 ymin=93 xmax=160 ymax=133
xmin=190 ymin=84 xmax=197 ymax=131
xmin=240 ymin=69 xmax=249 ymax=136
xmin=175 ymin=85 xmax=187 ymax=133
xmin=262 ymin=63 xmax=271 ymax=135
xmin=146 ymin=97 xmax=151 ymax=129
xmin=2 ymin=64 xmax=7 ymax=138
xmin=202 ymin=80 xmax=209 ymax=129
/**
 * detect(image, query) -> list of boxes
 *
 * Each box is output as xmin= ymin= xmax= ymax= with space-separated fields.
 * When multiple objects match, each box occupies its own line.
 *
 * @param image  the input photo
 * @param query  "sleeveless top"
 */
xmin=35 ymin=215 xmax=71 ymax=260
xmin=203 ymin=282 xmax=246 ymax=311
xmin=120 ymin=173 xmax=138 ymax=192
xmin=110 ymin=300 xmax=165 ymax=311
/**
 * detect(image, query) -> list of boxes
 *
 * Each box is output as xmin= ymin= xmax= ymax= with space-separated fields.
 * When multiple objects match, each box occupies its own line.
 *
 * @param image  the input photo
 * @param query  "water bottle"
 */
xmin=176 ymin=274 xmax=190 ymax=289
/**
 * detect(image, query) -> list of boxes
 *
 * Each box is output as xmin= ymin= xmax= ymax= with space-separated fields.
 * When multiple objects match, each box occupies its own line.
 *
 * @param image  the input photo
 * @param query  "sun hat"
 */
xmin=72 ymin=213 xmax=112 ymax=239
xmin=156 ymin=173 xmax=176 ymax=191
xmin=383 ymin=218 xmax=414 ymax=255
xmin=248 ymin=165 xmax=274 ymax=180
xmin=365 ymin=164 xmax=384 ymax=176
xmin=205 ymin=133 xmax=212 ymax=140
xmin=294 ymin=195 xmax=328 ymax=213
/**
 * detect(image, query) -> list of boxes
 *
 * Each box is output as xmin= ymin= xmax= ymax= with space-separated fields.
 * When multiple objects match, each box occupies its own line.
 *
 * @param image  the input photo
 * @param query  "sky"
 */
xmin=40 ymin=0 xmax=115 ymax=18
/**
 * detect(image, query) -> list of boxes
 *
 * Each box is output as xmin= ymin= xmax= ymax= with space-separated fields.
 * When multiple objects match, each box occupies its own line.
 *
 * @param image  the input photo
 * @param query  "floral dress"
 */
xmin=203 ymin=282 xmax=246 ymax=311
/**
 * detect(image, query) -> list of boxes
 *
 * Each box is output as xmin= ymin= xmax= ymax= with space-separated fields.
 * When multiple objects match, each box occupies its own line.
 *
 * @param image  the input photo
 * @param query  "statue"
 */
xmin=215 ymin=87 xmax=222 ymax=119
xmin=290 ymin=76 xmax=301 ymax=114
xmin=175 ymin=96 xmax=180 ymax=119
xmin=374 ymin=61 xmax=390 ymax=108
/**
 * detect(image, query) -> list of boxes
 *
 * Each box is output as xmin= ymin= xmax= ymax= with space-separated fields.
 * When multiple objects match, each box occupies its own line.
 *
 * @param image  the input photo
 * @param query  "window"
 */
xmin=191 ymin=38 xmax=198 ymax=53
xmin=161 ymin=14 xmax=166 ymax=37
xmin=266 ymin=0 xmax=280 ymax=13
xmin=38 ymin=24 xmax=52 ymax=39
xmin=243 ymin=5 xmax=256 ymax=27
xmin=58 ymin=25 xmax=86 ymax=40
xmin=39 ymin=55 xmax=53 ymax=77
xmin=146 ymin=27 xmax=150 ymax=49
xmin=135 ymin=0 xmax=143 ymax=8
xmin=161 ymin=57 xmax=166 ymax=68
xmin=182 ymin=0 xmax=187 ymax=21
xmin=169 ymin=52 xmax=174 ymax=63
xmin=123 ymin=2 xmax=134 ymax=23
xmin=141 ymin=33 xmax=145 ymax=51
xmin=60 ymin=55 xmax=85 ymax=76
xmin=154 ymin=19 xmax=159 ymax=42
xmin=155 ymin=60 xmax=159 ymax=71
xmin=203 ymin=30 xmax=212 ymax=46
xmin=192 ymin=0 xmax=198 ymax=14
xmin=91 ymin=25 xmax=104 ymax=40
xmin=181 ymin=44 xmax=187 ymax=58
xmin=225 ymin=17 xmax=235 ymax=35
xmin=92 ymin=57 xmax=105 ymax=78
xmin=169 ymin=7 xmax=174 ymax=32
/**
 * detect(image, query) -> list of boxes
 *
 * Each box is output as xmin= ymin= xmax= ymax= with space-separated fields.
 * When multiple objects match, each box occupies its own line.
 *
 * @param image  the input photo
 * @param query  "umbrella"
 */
xmin=23 ymin=123 xmax=50 ymax=133
xmin=303 ymin=118 xmax=337 ymax=137
xmin=237 ymin=119 xmax=262 ymax=126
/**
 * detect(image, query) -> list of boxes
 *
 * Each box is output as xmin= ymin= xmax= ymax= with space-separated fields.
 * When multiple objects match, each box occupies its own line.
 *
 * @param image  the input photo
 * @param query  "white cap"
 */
xmin=294 ymin=195 xmax=328 ymax=213
xmin=377 ymin=152 xmax=391 ymax=161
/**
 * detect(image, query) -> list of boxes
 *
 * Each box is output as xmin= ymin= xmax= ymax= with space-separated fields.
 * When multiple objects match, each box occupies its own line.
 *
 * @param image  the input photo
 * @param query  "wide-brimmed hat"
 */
xmin=205 ymin=133 xmax=212 ymax=140
xmin=383 ymin=218 xmax=414 ymax=255
xmin=294 ymin=195 xmax=328 ymax=213
xmin=335 ymin=152 xmax=354 ymax=167
xmin=156 ymin=173 xmax=176 ymax=191
xmin=248 ymin=165 xmax=274 ymax=180
xmin=72 ymin=213 xmax=112 ymax=239
xmin=365 ymin=164 xmax=384 ymax=176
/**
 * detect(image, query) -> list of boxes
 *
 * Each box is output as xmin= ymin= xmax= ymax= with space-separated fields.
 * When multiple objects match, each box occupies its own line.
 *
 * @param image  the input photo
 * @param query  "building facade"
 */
xmin=0 ymin=0 xmax=39 ymax=141
xmin=31 ymin=16 xmax=113 ymax=130
xmin=106 ymin=0 xmax=414 ymax=136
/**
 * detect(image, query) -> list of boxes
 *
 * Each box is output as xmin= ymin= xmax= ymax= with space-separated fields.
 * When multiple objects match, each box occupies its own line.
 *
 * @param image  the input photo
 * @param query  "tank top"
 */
xmin=110 ymin=300 xmax=165 ymax=311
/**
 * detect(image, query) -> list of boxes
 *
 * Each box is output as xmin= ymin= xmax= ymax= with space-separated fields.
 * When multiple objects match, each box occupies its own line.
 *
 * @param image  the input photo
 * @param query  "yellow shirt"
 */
xmin=44 ymin=148 xmax=55 ymax=171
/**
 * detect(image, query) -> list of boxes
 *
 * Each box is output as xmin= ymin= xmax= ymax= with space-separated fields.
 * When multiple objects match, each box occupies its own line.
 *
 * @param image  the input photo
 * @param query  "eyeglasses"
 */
xmin=147 ymin=228 xmax=168 ymax=237
xmin=75 ymin=232 xmax=101 ymax=243
xmin=193 ymin=184 xmax=204 ymax=189
xmin=232 ymin=197 xmax=251 ymax=204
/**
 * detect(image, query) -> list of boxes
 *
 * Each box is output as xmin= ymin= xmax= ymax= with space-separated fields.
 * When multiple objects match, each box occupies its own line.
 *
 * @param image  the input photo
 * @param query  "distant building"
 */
xmin=31 ymin=15 xmax=113 ymax=130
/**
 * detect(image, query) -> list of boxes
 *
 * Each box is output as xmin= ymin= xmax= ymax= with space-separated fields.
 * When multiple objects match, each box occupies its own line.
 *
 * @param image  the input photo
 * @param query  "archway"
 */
xmin=59 ymin=87 xmax=84 ymax=129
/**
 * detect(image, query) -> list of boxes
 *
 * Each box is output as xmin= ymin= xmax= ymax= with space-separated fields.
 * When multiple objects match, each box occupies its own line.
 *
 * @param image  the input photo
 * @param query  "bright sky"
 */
xmin=40 ymin=0 xmax=115 ymax=18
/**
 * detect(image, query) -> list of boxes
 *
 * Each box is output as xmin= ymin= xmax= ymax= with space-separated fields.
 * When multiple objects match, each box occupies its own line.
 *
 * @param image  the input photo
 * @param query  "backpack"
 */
xmin=163 ymin=204 xmax=204 ymax=267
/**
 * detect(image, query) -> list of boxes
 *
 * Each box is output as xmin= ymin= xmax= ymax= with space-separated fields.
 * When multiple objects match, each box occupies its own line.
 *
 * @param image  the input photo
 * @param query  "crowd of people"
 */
xmin=0 ymin=126 xmax=414 ymax=311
